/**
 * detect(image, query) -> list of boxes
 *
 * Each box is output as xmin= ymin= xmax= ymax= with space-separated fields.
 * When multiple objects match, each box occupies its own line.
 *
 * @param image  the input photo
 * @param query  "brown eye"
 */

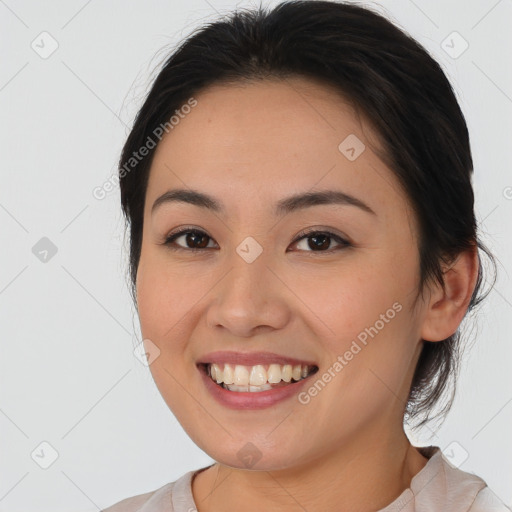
xmin=291 ymin=230 xmax=350 ymax=253
xmin=304 ymin=233 xmax=330 ymax=251
xmin=164 ymin=229 xmax=216 ymax=251
xmin=162 ymin=227 xmax=350 ymax=254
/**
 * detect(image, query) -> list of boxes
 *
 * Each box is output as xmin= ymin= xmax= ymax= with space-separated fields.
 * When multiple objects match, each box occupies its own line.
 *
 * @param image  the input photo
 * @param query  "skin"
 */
xmin=135 ymin=76 xmax=479 ymax=512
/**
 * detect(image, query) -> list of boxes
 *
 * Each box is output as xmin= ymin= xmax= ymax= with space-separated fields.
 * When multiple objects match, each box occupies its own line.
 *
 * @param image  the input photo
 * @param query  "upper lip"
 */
xmin=197 ymin=351 xmax=318 ymax=367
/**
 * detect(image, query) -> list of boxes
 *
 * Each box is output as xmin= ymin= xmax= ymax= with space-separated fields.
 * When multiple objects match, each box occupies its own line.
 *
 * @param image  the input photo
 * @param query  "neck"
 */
xmin=192 ymin=427 xmax=429 ymax=512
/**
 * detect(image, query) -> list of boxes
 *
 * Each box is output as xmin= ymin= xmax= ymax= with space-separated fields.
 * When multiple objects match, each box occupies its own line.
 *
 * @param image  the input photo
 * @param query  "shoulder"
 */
xmin=437 ymin=451 xmax=510 ymax=511
xmin=100 ymin=487 xmax=158 ymax=512
xmin=100 ymin=479 xmax=178 ymax=512
xmin=409 ymin=446 xmax=510 ymax=512
xmin=469 ymin=487 xmax=511 ymax=512
xmin=99 ymin=466 xmax=208 ymax=511
xmin=99 ymin=465 xmax=211 ymax=511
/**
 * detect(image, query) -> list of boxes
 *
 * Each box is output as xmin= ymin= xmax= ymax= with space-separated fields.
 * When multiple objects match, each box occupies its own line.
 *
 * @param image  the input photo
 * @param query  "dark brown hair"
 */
xmin=118 ymin=0 xmax=497 ymax=430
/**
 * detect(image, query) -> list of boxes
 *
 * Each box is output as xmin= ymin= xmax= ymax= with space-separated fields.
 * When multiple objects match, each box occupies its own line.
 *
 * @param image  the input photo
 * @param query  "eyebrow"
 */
xmin=151 ymin=188 xmax=376 ymax=216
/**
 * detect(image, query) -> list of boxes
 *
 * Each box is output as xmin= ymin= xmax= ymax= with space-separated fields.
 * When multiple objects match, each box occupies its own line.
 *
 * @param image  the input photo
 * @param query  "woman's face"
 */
xmin=136 ymin=77 xmax=428 ymax=470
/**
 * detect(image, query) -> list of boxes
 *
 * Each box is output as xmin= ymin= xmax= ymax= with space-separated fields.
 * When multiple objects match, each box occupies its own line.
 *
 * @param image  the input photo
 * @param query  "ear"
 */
xmin=420 ymin=245 xmax=479 ymax=342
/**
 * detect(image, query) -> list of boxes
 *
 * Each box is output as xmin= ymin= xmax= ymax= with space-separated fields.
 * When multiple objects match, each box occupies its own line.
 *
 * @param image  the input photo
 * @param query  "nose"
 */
xmin=205 ymin=245 xmax=291 ymax=337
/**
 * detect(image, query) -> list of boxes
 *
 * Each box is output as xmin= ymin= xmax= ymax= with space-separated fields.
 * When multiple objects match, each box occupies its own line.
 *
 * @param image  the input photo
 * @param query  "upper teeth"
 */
xmin=208 ymin=363 xmax=311 ymax=386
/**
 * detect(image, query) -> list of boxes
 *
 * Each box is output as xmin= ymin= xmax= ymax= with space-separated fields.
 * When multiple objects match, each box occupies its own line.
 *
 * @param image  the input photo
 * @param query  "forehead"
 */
xmin=146 ymin=77 xmax=410 ymax=222
xmin=153 ymin=77 xmax=371 ymax=167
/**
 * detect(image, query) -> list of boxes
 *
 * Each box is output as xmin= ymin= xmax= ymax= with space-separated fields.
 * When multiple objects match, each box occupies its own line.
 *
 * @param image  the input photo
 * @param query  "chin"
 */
xmin=196 ymin=436 xmax=305 ymax=472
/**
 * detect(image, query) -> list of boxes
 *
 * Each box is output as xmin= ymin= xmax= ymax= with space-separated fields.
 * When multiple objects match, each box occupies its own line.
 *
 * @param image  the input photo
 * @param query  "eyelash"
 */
xmin=162 ymin=226 xmax=351 ymax=254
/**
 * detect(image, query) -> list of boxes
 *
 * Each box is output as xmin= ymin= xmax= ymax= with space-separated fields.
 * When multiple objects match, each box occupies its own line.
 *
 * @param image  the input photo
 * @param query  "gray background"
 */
xmin=1 ymin=0 xmax=511 ymax=510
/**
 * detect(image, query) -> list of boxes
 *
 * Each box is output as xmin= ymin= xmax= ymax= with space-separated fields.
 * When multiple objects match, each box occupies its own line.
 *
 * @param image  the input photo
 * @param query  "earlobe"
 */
xmin=420 ymin=246 xmax=479 ymax=342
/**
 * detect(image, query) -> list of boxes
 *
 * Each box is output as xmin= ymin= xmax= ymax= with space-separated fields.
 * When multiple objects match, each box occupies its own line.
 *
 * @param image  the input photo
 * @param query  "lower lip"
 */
xmin=198 ymin=365 xmax=314 ymax=410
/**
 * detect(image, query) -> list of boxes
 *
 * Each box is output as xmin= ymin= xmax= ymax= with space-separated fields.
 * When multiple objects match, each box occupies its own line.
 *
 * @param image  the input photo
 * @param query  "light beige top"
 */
xmin=101 ymin=446 xmax=511 ymax=511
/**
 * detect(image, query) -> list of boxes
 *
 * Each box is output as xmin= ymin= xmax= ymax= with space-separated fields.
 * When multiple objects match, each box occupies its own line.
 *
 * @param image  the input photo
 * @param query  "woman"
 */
xmin=102 ymin=1 xmax=509 ymax=510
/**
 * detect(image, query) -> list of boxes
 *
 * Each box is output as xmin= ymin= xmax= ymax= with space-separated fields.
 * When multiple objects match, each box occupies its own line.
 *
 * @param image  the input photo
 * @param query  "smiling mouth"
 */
xmin=198 ymin=362 xmax=319 ymax=392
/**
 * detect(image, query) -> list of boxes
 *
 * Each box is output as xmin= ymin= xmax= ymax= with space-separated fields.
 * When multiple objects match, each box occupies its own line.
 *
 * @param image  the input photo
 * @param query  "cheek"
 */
xmin=295 ymin=255 xmax=417 ymax=386
xmin=136 ymin=259 xmax=198 ymax=412
xmin=136 ymin=253 xmax=203 ymax=342
xmin=136 ymin=268 xmax=172 ymax=340
xmin=292 ymin=259 xmax=404 ymax=341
